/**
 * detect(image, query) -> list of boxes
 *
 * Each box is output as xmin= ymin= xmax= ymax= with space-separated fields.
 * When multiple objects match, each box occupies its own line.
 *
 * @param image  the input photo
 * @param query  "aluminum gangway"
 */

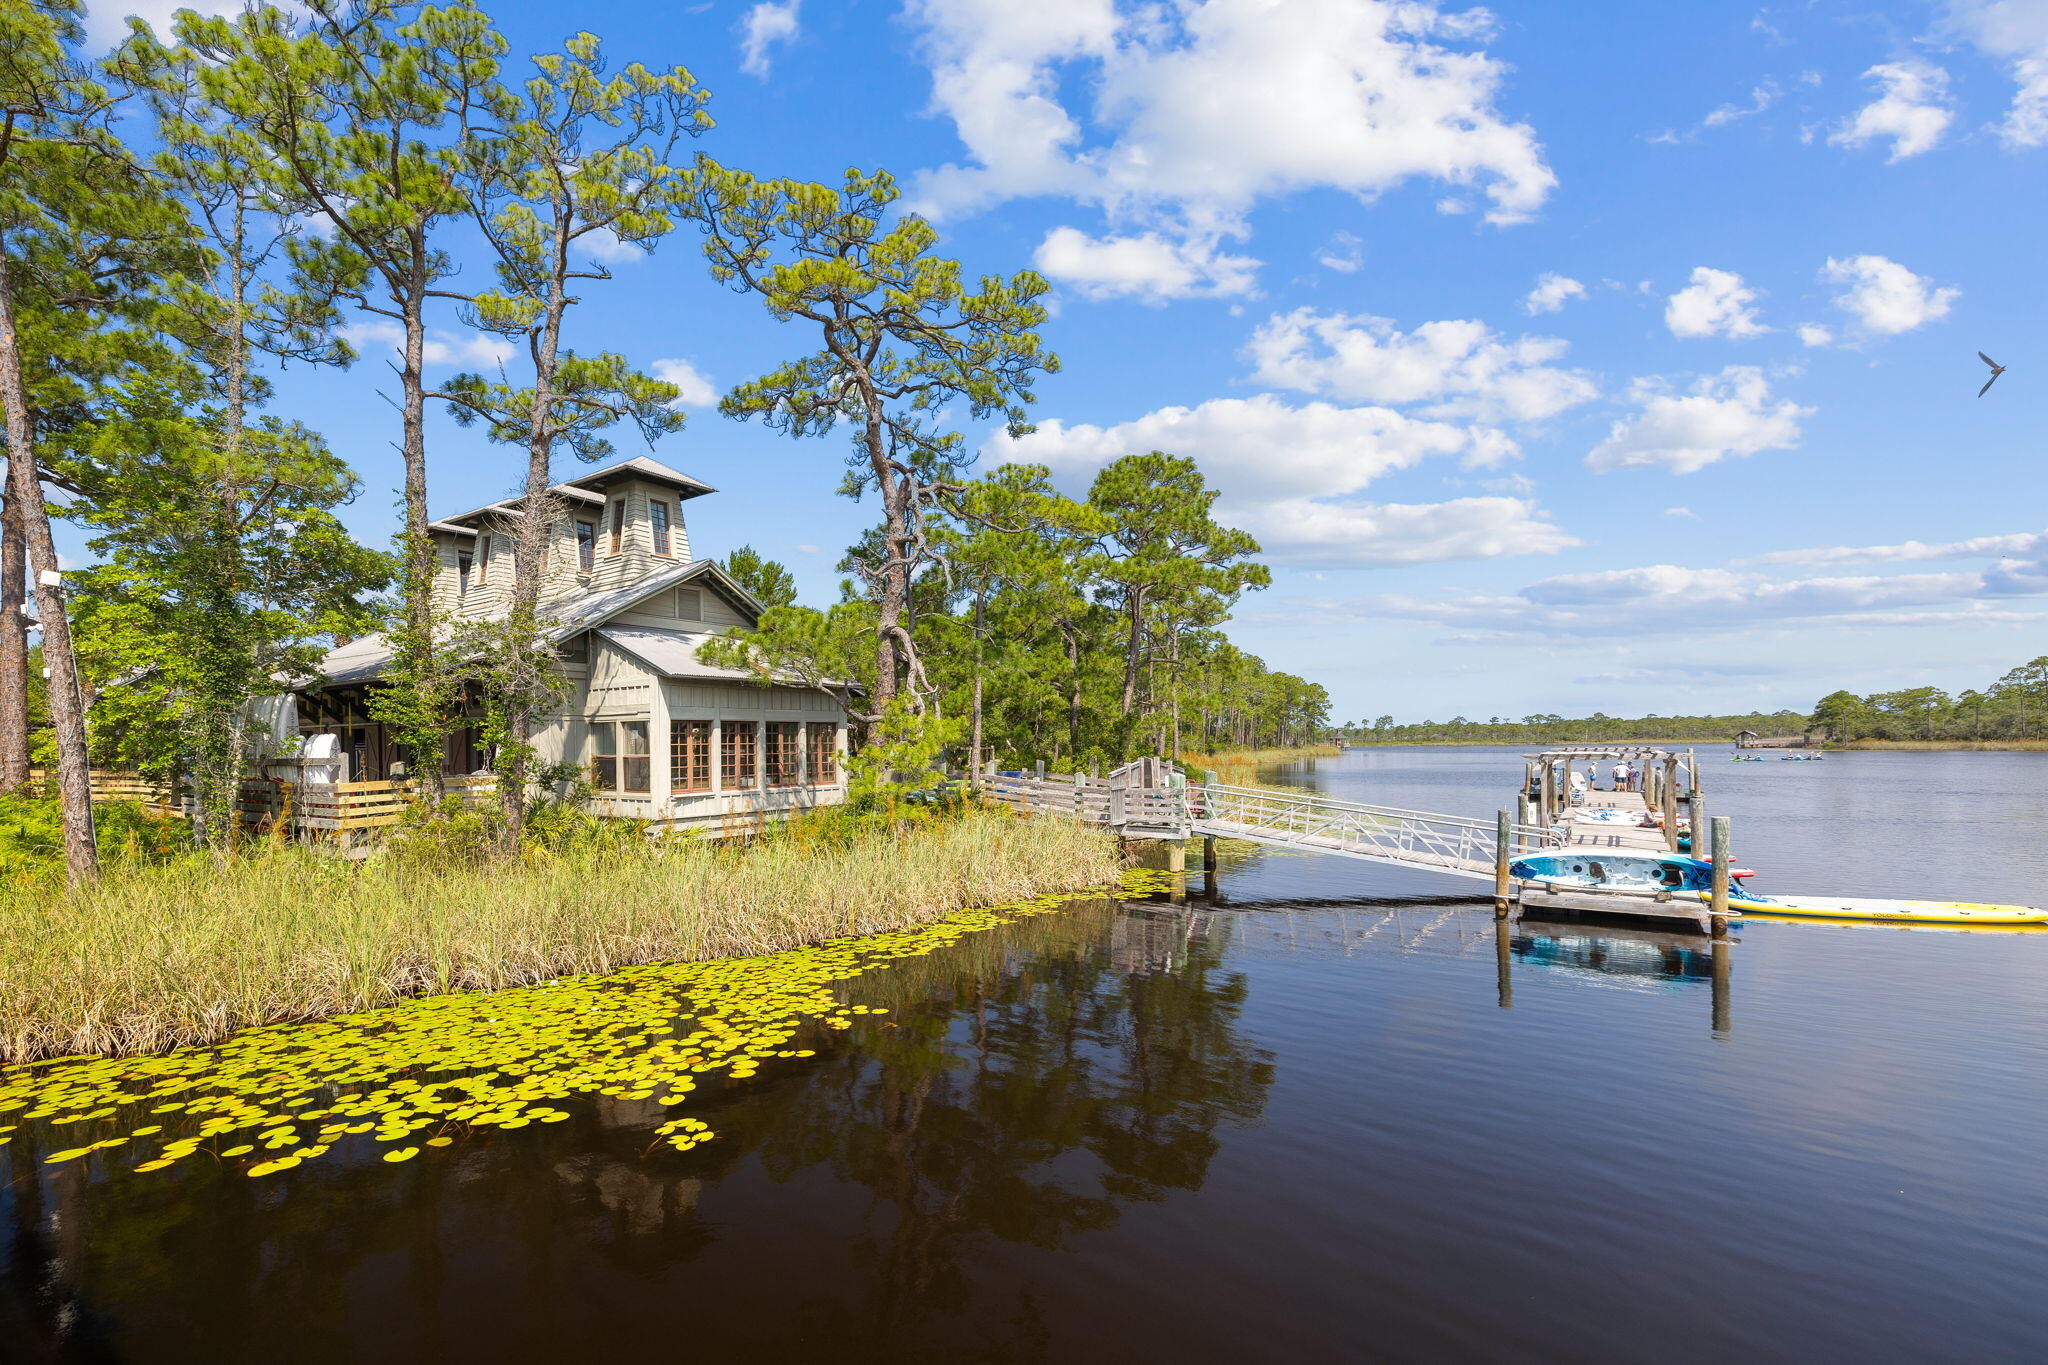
xmin=981 ymin=771 xmax=1561 ymax=882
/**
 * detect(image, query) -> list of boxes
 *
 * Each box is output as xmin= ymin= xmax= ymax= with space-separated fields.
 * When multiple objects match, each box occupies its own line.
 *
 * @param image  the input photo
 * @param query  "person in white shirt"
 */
xmin=1611 ymin=760 xmax=1631 ymax=792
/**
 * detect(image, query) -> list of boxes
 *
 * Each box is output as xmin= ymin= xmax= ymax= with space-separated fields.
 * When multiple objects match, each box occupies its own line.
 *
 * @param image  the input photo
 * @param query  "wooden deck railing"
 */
xmin=25 ymin=768 xmax=498 ymax=836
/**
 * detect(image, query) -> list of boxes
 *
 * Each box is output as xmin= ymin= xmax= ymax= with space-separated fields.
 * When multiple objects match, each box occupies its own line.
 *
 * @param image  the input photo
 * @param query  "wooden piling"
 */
xmin=1709 ymin=815 xmax=1731 ymax=939
xmin=1495 ymin=916 xmax=1514 ymax=1009
xmin=1167 ymin=840 xmax=1186 ymax=875
xmin=1494 ymin=809 xmax=1512 ymax=917
xmin=1711 ymin=938 xmax=1732 ymax=1034
xmin=1660 ymin=757 xmax=1679 ymax=851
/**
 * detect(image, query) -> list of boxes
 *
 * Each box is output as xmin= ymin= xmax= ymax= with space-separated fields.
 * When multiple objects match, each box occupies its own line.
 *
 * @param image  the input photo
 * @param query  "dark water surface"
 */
xmin=6 ymin=746 xmax=2047 ymax=1362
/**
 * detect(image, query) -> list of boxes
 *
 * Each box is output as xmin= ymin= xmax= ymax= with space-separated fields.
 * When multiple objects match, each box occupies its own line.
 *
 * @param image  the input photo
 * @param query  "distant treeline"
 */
xmin=1812 ymin=656 xmax=2048 ymax=743
xmin=1339 ymin=710 xmax=1810 ymax=746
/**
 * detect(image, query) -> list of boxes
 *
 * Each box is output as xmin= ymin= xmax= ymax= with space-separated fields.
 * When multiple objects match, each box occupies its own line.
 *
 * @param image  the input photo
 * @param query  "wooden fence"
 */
xmin=979 ymin=770 xmax=1189 ymax=832
xmin=27 ymin=768 xmax=497 ymax=837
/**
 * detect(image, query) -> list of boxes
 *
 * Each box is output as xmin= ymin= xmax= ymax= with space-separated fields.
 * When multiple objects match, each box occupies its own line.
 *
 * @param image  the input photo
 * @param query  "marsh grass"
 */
xmin=0 ymin=810 xmax=1120 ymax=1064
xmin=1181 ymin=743 xmax=1345 ymax=783
xmin=1837 ymin=739 xmax=2048 ymax=752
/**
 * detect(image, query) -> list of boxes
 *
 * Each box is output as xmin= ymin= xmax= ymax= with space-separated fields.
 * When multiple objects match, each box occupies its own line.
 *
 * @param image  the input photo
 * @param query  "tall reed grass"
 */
xmin=0 ymin=810 xmax=1120 ymax=1064
xmin=1180 ymin=743 xmax=1344 ymax=783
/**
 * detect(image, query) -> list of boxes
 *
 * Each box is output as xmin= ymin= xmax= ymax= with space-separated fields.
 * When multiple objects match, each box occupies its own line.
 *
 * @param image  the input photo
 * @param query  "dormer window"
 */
xmin=609 ymin=500 xmax=625 ymax=556
xmin=576 ymin=522 xmax=596 ymax=572
xmin=674 ymin=587 xmax=702 ymax=621
xmin=650 ymin=500 xmax=671 ymax=556
xmin=476 ymin=535 xmax=491 ymax=584
xmin=457 ymin=550 xmax=473 ymax=596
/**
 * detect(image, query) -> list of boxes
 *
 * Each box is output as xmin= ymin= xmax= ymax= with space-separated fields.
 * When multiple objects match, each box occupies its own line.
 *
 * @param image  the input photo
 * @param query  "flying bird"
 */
xmin=1978 ymin=351 xmax=2006 ymax=397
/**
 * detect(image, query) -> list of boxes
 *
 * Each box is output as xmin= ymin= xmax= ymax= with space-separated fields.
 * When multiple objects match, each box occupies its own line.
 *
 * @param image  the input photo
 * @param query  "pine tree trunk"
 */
xmin=0 ymin=485 xmax=28 ymax=793
xmin=0 ymin=255 xmax=95 ymax=880
xmin=399 ymin=260 xmax=443 ymax=801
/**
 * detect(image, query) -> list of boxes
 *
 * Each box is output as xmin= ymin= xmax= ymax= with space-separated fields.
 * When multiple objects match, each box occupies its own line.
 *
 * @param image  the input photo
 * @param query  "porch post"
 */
xmin=709 ymin=717 xmax=723 ymax=796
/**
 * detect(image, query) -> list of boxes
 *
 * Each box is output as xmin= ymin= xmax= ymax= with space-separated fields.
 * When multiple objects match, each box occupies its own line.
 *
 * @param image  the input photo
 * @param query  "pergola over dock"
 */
xmin=1521 ymin=747 xmax=1702 ymax=851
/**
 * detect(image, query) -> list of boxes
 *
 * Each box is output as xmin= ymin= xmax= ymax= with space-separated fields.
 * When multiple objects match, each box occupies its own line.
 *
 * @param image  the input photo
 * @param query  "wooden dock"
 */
xmin=982 ymin=745 xmax=1734 ymax=935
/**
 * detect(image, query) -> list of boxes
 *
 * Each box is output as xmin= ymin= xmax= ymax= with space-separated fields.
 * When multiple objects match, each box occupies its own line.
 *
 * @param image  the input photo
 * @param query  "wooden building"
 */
xmin=295 ymin=457 xmax=851 ymax=832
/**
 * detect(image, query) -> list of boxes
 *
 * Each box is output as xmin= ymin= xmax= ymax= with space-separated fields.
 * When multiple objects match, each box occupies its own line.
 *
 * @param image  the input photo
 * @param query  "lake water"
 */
xmin=5 ymin=745 xmax=2047 ymax=1362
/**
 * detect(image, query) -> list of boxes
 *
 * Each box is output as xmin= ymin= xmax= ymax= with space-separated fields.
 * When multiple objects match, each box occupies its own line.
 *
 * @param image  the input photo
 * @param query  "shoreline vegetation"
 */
xmin=1834 ymin=739 xmax=2048 ymax=752
xmin=0 ymin=808 xmax=1121 ymax=1066
xmin=1180 ymin=743 xmax=1344 ymax=782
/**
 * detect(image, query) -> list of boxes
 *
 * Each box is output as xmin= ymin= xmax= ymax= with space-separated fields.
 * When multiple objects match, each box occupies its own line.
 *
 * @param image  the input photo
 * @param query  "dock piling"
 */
xmin=1494 ymin=809 xmax=1512 ymax=918
xmin=1709 ymin=815 xmax=1732 ymax=938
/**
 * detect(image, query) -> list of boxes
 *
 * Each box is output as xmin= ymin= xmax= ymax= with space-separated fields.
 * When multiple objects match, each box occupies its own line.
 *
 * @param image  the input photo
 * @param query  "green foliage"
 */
xmin=722 ymin=545 xmax=797 ymax=609
xmin=775 ymin=783 xmax=985 ymax=850
xmin=683 ymin=161 xmax=1058 ymax=722
xmin=1802 ymin=656 xmax=2048 ymax=743
xmin=68 ymin=372 xmax=388 ymax=833
xmin=1346 ymin=710 xmax=1809 ymax=744
xmin=0 ymin=795 xmax=188 ymax=877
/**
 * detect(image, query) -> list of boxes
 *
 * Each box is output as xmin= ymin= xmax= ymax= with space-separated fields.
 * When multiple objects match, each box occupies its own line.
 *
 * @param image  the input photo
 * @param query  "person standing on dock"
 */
xmin=1612 ymin=759 xmax=1632 ymax=793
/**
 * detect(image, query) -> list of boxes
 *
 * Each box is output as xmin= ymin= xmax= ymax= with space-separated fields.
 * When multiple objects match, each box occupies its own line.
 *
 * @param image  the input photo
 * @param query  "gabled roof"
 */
xmin=543 ymin=559 xmax=766 ymax=638
xmin=305 ymin=559 xmax=769 ymax=688
xmin=596 ymin=627 xmax=756 ymax=681
xmin=435 ymin=457 xmax=711 ymax=529
xmin=563 ymin=456 xmax=715 ymax=500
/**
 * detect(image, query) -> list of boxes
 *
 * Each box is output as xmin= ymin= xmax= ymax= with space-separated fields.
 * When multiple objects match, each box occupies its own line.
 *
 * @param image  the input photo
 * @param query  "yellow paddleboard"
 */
xmin=1712 ymin=892 xmax=2048 ymax=925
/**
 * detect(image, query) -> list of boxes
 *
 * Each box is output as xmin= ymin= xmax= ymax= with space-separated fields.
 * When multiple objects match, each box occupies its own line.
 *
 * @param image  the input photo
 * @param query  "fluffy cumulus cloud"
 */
xmin=1586 ymin=367 xmax=1811 ymax=475
xmin=1944 ymin=0 xmax=2048 ymax=148
xmin=1664 ymin=266 xmax=1768 ymax=340
xmin=1032 ymin=226 xmax=1259 ymax=302
xmin=1819 ymin=254 xmax=1959 ymax=336
xmin=651 ymin=358 xmax=718 ymax=408
xmin=1522 ymin=272 xmax=1586 ymax=315
xmin=986 ymin=393 xmax=1577 ymax=567
xmin=906 ymin=0 xmax=1556 ymax=296
xmin=339 ymin=321 xmax=513 ymax=370
xmin=1243 ymin=308 xmax=1598 ymax=425
xmin=1829 ymin=61 xmax=1954 ymax=161
xmin=738 ymin=1 xmax=802 ymax=78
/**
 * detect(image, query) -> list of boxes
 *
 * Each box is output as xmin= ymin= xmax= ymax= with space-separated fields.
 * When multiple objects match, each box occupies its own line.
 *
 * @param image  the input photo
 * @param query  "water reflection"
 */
xmin=1511 ymin=917 xmax=1735 ymax=1037
xmin=0 ymin=898 xmax=1276 ymax=1362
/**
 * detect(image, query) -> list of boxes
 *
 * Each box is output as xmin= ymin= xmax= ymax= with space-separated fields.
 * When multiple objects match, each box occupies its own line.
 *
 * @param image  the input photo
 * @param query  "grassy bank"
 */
xmin=1182 ymin=743 xmax=1344 ymax=781
xmin=0 ymin=809 xmax=1121 ymax=1064
xmin=1836 ymin=739 xmax=2048 ymax=752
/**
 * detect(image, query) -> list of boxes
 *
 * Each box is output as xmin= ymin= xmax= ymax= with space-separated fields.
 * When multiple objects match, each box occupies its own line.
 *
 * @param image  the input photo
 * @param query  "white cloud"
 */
xmin=1243 ymin=308 xmax=1598 ymax=425
xmin=1033 ymin=225 xmax=1260 ymax=302
xmin=1664 ymin=266 xmax=1768 ymax=340
xmin=1943 ymin=1 xmax=2048 ymax=147
xmin=738 ymin=1 xmax=802 ymax=78
xmin=651 ymin=358 xmax=718 ymax=407
xmin=1798 ymin=323 xmax=1835 ymax=348
xmin=1819 ymin=254 xmax=1959 ymax=336
xmin=1664 ymin=506 xmax=1698 ymax=519
xmin=1316 ymin=231 xmax=1365 ymax=274
xmin=1703 ymin=79 xmax=1780 ymax=128
xmin=80 ymin=0 xmax=250 ymax=52
xmin=1829 ymin=61 xmax=1954 ymax=161
xmin=340 ymin=320 xmax=514 ymax=370
xmin=1743 ymin=529 xmax=2048 ymax=567
xmin=1285 ymin=547 xmax=2048 ymax=641
xmin=1586 ymin=367 xmax=1811 ymax=475
xmin=986 ymin=393 xmax=1577 ymax=567
xmin=906 ymin=0 xmax=1555 ymax=291
xmin=1522 ymin=272 xmax=1586 ymax=315
xmin=578 ymin=228 xmax=645 ymax=266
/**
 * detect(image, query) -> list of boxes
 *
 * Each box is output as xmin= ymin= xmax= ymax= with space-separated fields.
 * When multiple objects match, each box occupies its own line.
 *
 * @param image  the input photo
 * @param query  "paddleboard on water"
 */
xmin=1716 ymin=892 xmax=2048 ymax=925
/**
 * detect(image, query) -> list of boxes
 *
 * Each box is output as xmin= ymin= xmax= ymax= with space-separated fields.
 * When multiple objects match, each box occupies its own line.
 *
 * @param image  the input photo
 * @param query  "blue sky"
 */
xmin=70 ymin=0 xmax=2048 ymax=723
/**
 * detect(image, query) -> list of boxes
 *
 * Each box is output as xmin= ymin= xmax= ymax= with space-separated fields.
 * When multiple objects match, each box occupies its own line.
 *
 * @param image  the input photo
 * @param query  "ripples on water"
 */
xmin=3 ymin=746 xmax=2046 ymax=1362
